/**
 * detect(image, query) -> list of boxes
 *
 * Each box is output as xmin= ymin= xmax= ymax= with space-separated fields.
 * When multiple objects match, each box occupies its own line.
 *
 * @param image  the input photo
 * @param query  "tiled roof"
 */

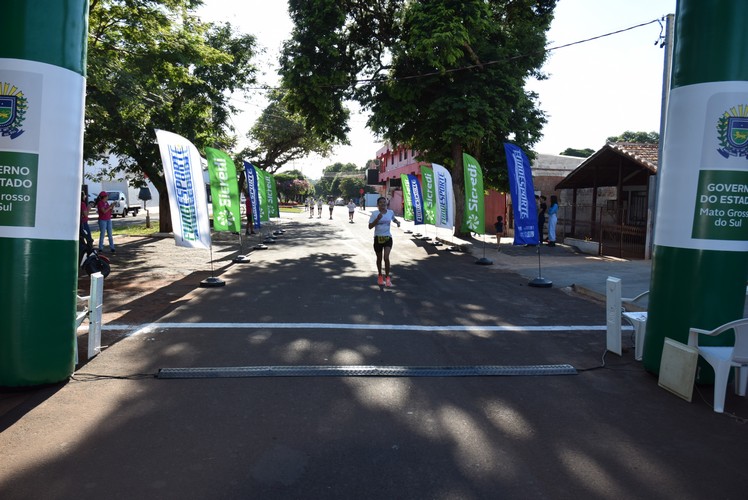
xmin=532 ymin=153 xmax=585 ymax=176
xmin=555 ymin=142 xmax=659 ymax=190
xmin=607 ymin=142 xmax=659 ymax=171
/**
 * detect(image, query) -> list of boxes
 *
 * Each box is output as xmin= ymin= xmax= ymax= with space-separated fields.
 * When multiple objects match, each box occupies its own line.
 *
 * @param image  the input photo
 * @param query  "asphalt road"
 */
xmin=2 ymin=206 xmax=748 ymax=499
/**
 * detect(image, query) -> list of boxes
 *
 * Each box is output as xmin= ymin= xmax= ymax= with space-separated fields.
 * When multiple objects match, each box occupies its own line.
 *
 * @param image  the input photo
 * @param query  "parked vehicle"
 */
xmin=106 ymin=190 xmax=141 ymax=217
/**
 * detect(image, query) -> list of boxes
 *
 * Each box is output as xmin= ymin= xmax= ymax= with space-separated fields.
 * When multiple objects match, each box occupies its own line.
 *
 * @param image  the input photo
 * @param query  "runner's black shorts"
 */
xmin=373 ymin=236 xmax=393 ymax=251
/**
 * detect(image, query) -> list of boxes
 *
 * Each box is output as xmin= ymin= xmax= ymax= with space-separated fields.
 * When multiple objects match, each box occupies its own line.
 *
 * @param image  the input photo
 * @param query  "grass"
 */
xmin=90 ymin=223 xmax=159 ymax=238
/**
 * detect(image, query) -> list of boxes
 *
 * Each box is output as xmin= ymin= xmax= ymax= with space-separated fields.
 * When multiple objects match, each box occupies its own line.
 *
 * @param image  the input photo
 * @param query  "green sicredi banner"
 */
xmin=462 ymin=153 xmax=485 ymax=235
xmin=256 ymin=167 xmax=269 ymax=222
xmin=420 ymin=165 xmax=436 ymax=225
xmin=205 ymin=147 xmax=242 ymax=233
xmin=644 ymin=0 xmax=748 ymax=377
xmin=269 ymin=173 xmax=280 ymax=218
xmin=401 ymin=174 xmax=414 ymax=221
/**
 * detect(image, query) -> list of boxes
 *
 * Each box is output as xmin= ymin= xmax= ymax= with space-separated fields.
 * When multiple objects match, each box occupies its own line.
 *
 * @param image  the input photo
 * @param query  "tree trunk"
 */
xmin=451 ymin=140 xmax=469 ymax=238
xmin=158 ymin=187 xmax=172 ymax=234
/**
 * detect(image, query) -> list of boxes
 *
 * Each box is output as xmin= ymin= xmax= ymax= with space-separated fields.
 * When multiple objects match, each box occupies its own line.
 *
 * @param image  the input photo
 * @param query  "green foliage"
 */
xmin=275 ymin=170 xmax=313 ymax=202
xmin=606 ymin=131 xmax=659 ymax=144
xmin=85 ymin=0 xmax=257 ymax=231
xmin=559 ymin=147 xmax=594 ymax=158
xmin=315 ymin=162 xmax=364 ymax=199
xmin=280 ymin=0 xmax=357 ymax=144
xmin=239 ymin=91 xmax=335 ymax=173
xmin=280 ymin=0 xmax=556 ymax=233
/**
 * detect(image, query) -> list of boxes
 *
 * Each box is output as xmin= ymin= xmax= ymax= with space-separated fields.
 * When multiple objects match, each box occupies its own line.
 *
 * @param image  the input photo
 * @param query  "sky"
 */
xmin=197 ymin=0 xmax=677 ymax=179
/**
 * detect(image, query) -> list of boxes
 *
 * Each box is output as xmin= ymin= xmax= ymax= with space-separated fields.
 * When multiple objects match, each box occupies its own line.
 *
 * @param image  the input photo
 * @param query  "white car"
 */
xmin=106 ymin=191 xmax=140 ymax=217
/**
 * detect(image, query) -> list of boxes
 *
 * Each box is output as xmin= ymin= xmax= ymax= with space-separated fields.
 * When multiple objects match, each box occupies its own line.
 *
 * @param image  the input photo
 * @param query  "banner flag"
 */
xmin=462 ymin=153 xmax=485 ymax=234
xmin=406 ymin=174 xmax=425 ymax=225
xmin=420 ymin=165 xmax=437 ymax=225
xmin=256 ymin=167 xmax=269 ymax=222
xmin=503 ymin=143 xmax=539 ymax=245
xmin=431 ymin=163 xmax=455 ymax=229
xmin=155 ymin=129 xmax=211 ymax=249
xmin=243 ymin=160 xmax=262 ymax=229
xmin=205 ymin=147 xmax=241 ymax=233
xmin=268 ymin=173 xmax=280 ymax=218
xmin=400 ymin=174 xmax=414 ymax=221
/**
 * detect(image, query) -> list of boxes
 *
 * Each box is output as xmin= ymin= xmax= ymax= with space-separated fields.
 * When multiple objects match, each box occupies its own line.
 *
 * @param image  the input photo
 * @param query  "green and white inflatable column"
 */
xmin=0 ymin=1 xmax=89 ymax=386
xmin=644 ymin=0 xmax=748 ymax=376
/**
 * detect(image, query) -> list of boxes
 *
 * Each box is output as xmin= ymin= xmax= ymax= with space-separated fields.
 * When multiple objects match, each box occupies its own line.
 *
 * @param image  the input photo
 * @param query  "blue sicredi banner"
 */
xmin=503 ymin=143 xmax=539 ymax=245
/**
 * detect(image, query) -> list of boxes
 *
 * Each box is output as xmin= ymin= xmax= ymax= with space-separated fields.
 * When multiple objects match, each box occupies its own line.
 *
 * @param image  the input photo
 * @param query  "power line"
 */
xmin=241 ymin=16 xmax=664 ymax=92
xmin=352 ymin=18 xmax=663 ymax=85
xmin=225 ymin=14 xmax=666 ymax=142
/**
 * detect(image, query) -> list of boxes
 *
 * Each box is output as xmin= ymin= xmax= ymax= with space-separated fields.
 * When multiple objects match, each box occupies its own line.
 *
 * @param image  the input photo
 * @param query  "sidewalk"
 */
xmin=450 ymin=229 xmax=748 ymax=316
xmin=400 ymin=219 xmax=653 ymax=305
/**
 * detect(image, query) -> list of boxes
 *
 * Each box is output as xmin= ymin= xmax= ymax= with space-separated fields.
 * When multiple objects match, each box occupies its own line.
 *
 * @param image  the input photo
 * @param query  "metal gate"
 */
xmin=559 ymin=205 xmax=647 ymax=259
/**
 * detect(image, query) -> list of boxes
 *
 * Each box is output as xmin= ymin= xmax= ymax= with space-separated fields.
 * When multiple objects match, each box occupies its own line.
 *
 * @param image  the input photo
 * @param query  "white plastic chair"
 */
xmin=622 ymin=291 xmax=649 ymax=361
xmin=687 ymin=318 xmax=748 ymax=413
xmin=622 ymin=291 xmax=649 ymax=310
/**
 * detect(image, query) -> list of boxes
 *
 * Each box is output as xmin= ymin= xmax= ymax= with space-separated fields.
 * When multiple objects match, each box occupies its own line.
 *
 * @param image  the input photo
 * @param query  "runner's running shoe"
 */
xmin=385 ymin=276 xmax=392 ymax=287
xmin=377 ymin=274 xmax=384 ymax=286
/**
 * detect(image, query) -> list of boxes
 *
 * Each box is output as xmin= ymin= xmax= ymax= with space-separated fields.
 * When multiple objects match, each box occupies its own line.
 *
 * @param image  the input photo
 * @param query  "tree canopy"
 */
xmin=606 ymin=131 xmax=659 ymax=144
xmin=238 ymin=91 xmax=336 ymax=174
xmin=315 ymin=162 xmax=367 ymax=200
xmin=280 ymin=0 xmax=556 ymax=234
xmin=85 ymin=0 xmax=258 ymax=231
xmin=275 ymin=169 xmax=313 ymax=203
xmin=559 ymin=147 xmax=595 ymax=158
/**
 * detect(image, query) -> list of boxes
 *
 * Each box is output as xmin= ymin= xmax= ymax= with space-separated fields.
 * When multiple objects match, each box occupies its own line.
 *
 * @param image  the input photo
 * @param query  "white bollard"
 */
xmin=606 ymin=277 xmax=622 ymax=356
xmin=87 ymin=272 xmax=104 ymax=359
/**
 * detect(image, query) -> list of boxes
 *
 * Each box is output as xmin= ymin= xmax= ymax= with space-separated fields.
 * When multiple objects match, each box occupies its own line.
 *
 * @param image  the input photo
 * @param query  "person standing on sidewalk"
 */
xmin=494 ymin=215 xmax=504 ymax=252
xmin=547 ymin=195 xmax=558 ymax=247
xmin=80 ymin=191 xmax=93 ymax=247
xmin=96 ymin=191 xmax=115 ymax=253
xmin=368 ymin=196 xmax=401 ymax=287
xmin=537 ymin=195 xmax=547 ymax=242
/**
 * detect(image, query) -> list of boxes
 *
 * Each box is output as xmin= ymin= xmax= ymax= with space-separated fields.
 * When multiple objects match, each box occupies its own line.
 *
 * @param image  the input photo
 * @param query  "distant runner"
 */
xmin=347 ymin=199 xmax=356 ymax=223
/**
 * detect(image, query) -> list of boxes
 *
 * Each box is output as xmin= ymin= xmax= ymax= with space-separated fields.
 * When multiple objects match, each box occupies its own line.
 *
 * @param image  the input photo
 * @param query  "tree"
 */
xmin=238 ymin=91 xmax=335 ymax=173
xmin=85 ymin=0 xmax=258 ymax=232
xmin=316 ymin=162 xmax=363 ymax=199
xmin=338 ymin=175 xmax=367 ymax=201
xmin=606 ymin=131 xmax=659 ymax=144
xmin=275 ymin=170 xmax=313 ymax=203
xmin=281 ymin=0 xmax=556 ymax=236
xmin=559 ymin=147 xmax=594 ymax=158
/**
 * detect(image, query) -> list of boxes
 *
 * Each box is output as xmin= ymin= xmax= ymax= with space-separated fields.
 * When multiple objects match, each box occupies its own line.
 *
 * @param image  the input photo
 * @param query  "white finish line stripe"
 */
xmin=99 ymin=323 xmax=628 ymax=338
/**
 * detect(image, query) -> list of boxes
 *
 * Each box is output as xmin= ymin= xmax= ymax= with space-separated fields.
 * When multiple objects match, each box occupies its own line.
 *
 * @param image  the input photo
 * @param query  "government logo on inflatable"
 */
xmin=717 ymin=105 xmax=748 ymax=159
xmin=0 ymin=82 xmax=27 ymax=140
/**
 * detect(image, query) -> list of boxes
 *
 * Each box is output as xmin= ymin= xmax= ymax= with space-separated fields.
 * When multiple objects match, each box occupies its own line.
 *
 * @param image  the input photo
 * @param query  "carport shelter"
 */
xmin=555 ymin=142 xmax=659 ymax=259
